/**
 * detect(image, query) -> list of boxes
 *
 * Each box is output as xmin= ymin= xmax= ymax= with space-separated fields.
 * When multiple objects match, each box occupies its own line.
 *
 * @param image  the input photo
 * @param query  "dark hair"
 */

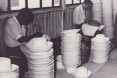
xmin=18 ymin=8 xmax=34 ymax=25
xmin=83 ymin=0 xmax=93 ymax=6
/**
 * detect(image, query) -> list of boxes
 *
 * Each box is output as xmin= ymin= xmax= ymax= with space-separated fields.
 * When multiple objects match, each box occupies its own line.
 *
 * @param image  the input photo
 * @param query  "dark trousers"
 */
xmin=5 ymin=45 xmax=28 ymax=77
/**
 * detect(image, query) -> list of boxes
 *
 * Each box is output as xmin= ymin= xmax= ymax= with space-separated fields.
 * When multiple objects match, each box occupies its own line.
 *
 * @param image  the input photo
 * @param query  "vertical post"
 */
xmin=40 ymin=0 xmax=42 ymax=9
xmin=61 ymin=0 xmax=66 ymax=31
xmin=25 ymin=0 xmax=28 ymax=8
xmin=52 ymin=0 xmax=54 ymax=7
xmin=8 ymin=0 xmax=11 ymax=11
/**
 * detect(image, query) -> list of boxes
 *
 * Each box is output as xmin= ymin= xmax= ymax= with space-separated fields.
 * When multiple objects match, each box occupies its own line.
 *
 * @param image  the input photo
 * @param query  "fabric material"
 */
xmin=75 ymin=24 xmax=83 ymax=29
xmin=4 ymin=16 xmax=26 ymax=47
xmin=82 ymin=24 xmax=99 ymax=36
xmin=73 ymin=5 xmax=86 ymax=25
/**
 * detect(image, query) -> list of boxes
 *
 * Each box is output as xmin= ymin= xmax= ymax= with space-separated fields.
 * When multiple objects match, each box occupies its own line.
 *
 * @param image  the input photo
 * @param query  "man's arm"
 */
xmin=17 ymin=32 xmax=43 ymax=43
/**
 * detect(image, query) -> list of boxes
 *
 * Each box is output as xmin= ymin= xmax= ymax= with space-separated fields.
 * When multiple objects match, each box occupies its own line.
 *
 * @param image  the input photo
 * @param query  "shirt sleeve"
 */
xmin=6 ymin=20 xmax=23 ymax=40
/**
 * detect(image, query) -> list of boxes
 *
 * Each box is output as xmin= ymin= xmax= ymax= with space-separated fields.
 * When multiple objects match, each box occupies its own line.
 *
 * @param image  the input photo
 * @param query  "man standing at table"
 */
xmin=73 ymin=0 xmax=93 ymax=29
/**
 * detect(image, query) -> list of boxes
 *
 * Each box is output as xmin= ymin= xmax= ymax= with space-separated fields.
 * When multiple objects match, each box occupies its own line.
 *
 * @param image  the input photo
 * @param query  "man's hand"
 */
xmin=98 ymin=25 xmax=105 ymax=31
xmin=42 ymin=34 xmax=51 ymax=41
xmin=84 ymin=19 xmax=89 ymax=23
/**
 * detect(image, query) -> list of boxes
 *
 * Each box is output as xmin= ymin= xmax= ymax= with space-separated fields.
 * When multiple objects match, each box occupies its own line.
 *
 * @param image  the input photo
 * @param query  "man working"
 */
xmin=73 ymin=0 xmax=93 ymax=29
xmin=4 ymin=8 xmax=50 ymax=77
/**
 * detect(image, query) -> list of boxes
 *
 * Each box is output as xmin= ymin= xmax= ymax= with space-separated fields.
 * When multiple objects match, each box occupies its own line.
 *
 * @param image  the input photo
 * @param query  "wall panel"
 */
xmin=27 ymin=10 xmax=62 ymax=38
xmin=0 ymin=18 xmax=6 ymax=56
xmin=64 ymin=7 xmax=75 ymax=30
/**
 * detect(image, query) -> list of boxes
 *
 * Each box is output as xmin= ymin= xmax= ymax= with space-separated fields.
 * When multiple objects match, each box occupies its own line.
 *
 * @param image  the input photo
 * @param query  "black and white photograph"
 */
xmin=0 ymin=0 xmax=117 ymax=78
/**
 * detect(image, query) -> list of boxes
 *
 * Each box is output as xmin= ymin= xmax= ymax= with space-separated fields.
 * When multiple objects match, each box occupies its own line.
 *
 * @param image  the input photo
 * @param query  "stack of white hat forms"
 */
xmin=0 ymin=57 xmax=19 ymax=78
xmin=61 ymin=29 xmax=82 ymax=73
xmin=91 ymin=0 xmax=102 ymax=23
xmin=90 ymin=34 xmax=111 ymax=63
xmin=26 ymin=38 xmax=54 ymax=78
xmin=112 ymin=0 xmax=117 ymax=24
xmin=102 ymin=0 xmax=114 ymax=38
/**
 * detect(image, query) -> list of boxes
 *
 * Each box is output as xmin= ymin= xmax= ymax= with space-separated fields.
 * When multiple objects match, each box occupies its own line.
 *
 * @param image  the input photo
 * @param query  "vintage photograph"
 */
xmin=0 ymin=0 xmax=117 ymax=78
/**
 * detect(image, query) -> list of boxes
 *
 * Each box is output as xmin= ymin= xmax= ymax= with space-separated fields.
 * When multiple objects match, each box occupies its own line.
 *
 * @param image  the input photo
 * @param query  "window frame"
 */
xmin=7 ymin=0 xmax=62 ymax=11
xmin=65 ymin=0 xmax=82 ymax=6
xmin=0 ymin=0 xmax=83 ymax=14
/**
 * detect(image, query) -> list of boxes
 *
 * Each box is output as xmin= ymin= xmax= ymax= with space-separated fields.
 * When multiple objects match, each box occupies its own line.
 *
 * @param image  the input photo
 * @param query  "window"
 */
xmin=42 ymin=0 xmax=52 ymax=7
xmin=65 ymin=0 xmax=72 ymax=4
xmin=54 ymin=0 xmax=61 ymax=6
xmin=28 ymin=0 xmax=40 ymax=9
xmin=65 ymin=0 xmax=81 ymax=5
xmin=0 ymin=0 xmax=8 ymax=11
xmin=73 ymin=0 xmax=80 ymax=4
xmin=0 ymin=0 xmax=83 ymax=12
xmin=8 ymin=0 xmax=61 ymax=11
xmin=81 ymin=0 xmax=85 ymax=3
xmin=10 ymin=0 xmax=25 ymax=10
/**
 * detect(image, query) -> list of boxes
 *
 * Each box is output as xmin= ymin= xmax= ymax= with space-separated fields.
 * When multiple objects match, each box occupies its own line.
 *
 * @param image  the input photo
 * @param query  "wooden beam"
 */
xmin=61 ymin=0 xmax=65 ymax=31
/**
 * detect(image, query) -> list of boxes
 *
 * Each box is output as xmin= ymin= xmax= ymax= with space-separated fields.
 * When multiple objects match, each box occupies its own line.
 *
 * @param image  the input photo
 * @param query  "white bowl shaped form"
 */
xmin=57 ymin=55 xmax=62 ymax=62
xmin=26 ymin=37 xmax=47 ymax=48
xmin=0 ymin=64 xmax=19 ymax=73
xmin=27 ymin=49 xmax=54 ymax=60
xmin=0 ymin=57 xmax=12 ymax=71
xmin=95 ymin=34 xmax=106 ymax=42
xmin=66 ymin=67 xmax=77 ymax=73
xmin=27 ymin=41 xmax=53 ymax=52
xmin=57 ymin=61 xmax=65 ymax=69
xmin=61 ymin=29 xmax=81 ymax=35
xmin=76 ymin=67 xmax=88 ymax=77
xmin=91 ymin=37 xmax=106 ymax=43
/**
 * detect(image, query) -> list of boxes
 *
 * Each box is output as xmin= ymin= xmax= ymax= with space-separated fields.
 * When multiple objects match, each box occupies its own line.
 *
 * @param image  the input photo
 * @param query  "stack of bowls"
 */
xmin=0 ymin=57 xmax=19 ymax=78
xmin=91 ymin=0 xmax=102 ymax=23
xmin=26 ymin=38 xmax=54 ymax=78
xmin=61 ymin=29 xmax=82 ymax=73
xmin=102 ymin=0 xmax=114 ymax=38
xmin=90 ymin=34 xmax=111 ymax=63
xmin=112 ymin=0 xmax=117 ymax=24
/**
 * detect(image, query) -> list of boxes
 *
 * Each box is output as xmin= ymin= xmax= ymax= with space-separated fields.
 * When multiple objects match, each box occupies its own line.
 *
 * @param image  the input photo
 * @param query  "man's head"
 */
xmin=82 ymin=0 xmax=93 ymax=10
xmin=17 ymin=8 xmax=34 ymax=25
